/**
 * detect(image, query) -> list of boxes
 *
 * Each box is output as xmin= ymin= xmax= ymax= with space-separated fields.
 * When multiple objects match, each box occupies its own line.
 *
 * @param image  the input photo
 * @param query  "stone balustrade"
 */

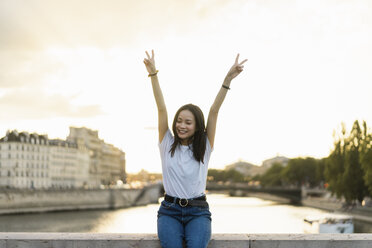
xmin=0 ymin=233 xmax=372 ymax=248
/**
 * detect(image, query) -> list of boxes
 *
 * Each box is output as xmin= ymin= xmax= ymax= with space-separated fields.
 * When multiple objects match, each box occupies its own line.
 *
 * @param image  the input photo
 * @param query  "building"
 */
xmin=0 ymin=127 xmax=126 ymax=189
xmin=225 ymin=160 xmax=265 ymax=176
xmin=0 ymin=131 xmax=50 ymax=189
xmin=261 ymin=156 xmax=289 ymax=169
xmin=67 ymin=127 xmax=126 ymax=186
xmin=49 ymin=139 xmax=90 ymax=189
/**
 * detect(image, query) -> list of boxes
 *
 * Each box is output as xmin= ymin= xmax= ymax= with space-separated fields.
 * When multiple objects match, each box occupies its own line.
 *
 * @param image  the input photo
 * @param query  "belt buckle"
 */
xmin=179 ymin=198 xmax=188 ymax=207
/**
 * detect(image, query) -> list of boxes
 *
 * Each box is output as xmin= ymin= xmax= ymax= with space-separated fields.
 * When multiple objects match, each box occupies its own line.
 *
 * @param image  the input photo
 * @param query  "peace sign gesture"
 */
xmin=143 ymin=49 xmax=157 ymax=74
xmin=226 ymin=54 xmax=248 ymax=80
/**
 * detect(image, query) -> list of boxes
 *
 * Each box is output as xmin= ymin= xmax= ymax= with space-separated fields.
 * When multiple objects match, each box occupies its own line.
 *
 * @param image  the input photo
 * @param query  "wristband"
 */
xmin=222 ymin=85 xmax=230 ymax=90
xmin=148 ymin=70 xmax=159 ymax=77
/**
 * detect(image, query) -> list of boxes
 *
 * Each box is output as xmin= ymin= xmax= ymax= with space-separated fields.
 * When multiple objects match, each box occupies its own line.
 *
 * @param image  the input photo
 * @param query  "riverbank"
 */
xmin=301 ymin=196 xmax=372 ymax=224
xmin=0 ymin=184 xmax=162 ymax=215
xmin=244 ymin=192 xmax=372 ymax=224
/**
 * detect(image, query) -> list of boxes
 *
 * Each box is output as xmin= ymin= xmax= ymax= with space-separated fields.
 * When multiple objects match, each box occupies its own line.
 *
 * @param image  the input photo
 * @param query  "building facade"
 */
xmin=67 ymin=127 xmax=126 ymax=187
xmin=0 ymin=127 xmax=126 ymax=189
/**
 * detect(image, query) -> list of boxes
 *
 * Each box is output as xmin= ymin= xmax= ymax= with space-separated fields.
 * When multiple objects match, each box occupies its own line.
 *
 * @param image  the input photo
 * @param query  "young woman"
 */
xmin=143 ymin=50 xmax=247 ymax=248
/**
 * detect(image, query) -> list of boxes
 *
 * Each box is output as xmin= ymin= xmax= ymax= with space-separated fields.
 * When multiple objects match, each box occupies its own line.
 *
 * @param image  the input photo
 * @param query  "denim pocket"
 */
xmin=161 ymin=200 xmax=175 ymax=209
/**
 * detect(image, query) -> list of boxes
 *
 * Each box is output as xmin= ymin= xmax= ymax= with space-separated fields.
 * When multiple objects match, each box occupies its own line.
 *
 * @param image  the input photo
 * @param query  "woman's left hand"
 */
xmin=226 ymin=54 xmax=248 ymax=80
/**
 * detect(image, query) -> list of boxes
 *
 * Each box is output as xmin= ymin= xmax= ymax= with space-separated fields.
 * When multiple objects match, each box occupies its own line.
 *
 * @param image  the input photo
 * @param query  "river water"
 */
xmin=1 ymin=194 xmax=371 ymax=233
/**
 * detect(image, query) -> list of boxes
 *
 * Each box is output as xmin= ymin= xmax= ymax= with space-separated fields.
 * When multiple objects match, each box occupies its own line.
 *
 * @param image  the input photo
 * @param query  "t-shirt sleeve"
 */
xmin=158 ymin=129 xmax=173 ymax=158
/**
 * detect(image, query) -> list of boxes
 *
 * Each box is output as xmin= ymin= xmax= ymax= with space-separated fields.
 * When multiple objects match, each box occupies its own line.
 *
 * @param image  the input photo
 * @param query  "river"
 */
xmin=1 ymin=194 xmax=371 ymax=233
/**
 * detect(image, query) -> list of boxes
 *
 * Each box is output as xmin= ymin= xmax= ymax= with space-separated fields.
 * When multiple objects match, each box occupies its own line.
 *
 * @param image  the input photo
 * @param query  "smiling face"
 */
xmin=175 ymin=109 xmax=196 ymax=145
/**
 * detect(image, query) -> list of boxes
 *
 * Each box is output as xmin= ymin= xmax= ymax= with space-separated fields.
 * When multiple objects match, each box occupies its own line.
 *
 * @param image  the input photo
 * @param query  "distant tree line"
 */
xmin=258 ymin=158 xmax=326 ymax=188
xmin=208 ymin=168 xmax=247 ymax=183
xmin=258 ymin=120 xmax=372 ymax=204
xmin=208 ymin=120 xmax=372 ymax=204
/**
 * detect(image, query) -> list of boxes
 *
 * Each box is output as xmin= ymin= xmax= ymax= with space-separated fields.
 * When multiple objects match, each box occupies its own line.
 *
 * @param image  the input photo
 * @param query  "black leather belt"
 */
xmin=164 ymin=194 xmax=208 ymax=208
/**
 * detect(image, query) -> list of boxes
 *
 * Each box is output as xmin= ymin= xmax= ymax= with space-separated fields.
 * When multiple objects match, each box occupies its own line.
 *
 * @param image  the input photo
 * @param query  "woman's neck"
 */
xmin=180 ymin=139 xmax=191 ymax=146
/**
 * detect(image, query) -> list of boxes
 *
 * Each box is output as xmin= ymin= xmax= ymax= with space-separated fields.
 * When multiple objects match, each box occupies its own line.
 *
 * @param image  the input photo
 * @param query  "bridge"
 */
xmin=206 ymin=182 xmax=303 ymax=204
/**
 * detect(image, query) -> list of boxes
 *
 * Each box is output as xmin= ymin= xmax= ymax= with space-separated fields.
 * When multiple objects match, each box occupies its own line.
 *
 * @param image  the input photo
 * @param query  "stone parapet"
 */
xmin=0 ymin=185 xmax=161 ymax=215
xmin=0 ymin=233 xmax=371 ymax=248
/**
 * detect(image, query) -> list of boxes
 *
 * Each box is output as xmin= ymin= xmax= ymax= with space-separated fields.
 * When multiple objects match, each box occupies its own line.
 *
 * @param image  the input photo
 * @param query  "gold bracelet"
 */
xmin=148 ymin=70 xmax=159 ymax=77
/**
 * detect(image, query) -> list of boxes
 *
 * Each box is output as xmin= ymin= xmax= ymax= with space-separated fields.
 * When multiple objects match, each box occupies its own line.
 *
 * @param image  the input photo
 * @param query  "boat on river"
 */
xmin=304 ymin=213 xmax=354 ymax=233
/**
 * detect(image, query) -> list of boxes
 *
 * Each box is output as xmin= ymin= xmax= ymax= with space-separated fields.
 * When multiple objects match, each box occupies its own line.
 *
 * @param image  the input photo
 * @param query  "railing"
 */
xmin=0 ymin=233 xmax=371 ymax=248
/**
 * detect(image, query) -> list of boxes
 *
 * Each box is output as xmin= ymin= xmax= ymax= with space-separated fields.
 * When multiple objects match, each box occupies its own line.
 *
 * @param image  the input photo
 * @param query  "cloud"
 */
xmin=0 ymin=89 xmax=104 ymax=120
xmin=0 ymin=50 xmax=66 ymax=89
xmin=0 ymin=0 xmax=239 ymax=50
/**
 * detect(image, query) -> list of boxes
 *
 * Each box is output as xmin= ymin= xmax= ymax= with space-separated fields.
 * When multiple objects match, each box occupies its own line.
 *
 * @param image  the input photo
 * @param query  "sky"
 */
xmin=0 ymin=0 xmax=371 ymax=173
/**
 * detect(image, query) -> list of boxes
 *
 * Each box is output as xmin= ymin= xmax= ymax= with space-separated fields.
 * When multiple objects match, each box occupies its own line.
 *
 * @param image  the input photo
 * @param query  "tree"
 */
xmin=282 ymin=157 xmax=318 ymax=187
xmin=259 ymin=163 xmax=284 ymax=187
xmin=324 ymin=124 xmax=347 ymax=199
xmin=316 ymin=158 xmax=326 ymax=186
xmin=207 ymin=169 xmax=245 ymax=183
xmin=360 ymin=121 xmax=372 ymax=197
xmin=325 ymin=121 xmax=369 ymax=204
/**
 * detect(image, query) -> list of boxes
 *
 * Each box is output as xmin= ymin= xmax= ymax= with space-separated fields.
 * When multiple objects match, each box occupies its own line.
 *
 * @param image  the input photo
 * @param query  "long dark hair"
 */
xmin=170 ymin=104 xmax=207 ymax=163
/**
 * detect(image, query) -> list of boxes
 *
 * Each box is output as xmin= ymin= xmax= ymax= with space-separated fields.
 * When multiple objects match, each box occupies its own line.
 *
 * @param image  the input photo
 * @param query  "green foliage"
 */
xmin=360 ymin=121 xmax=372 ymax=197
xmin=207 ymin=168 xmax=245 ymax=183
xmin=316 ymin=158 xmax=326 ymax=184
xmin=325 ymin=120 xmax=370 ymax=203
xmin=259 ymin=163 xmax=285 ymax=187
xmin=282 ymin=158 xmax=318 ymax=187
xmin=258 ymin=158 xmax=325 ymax=188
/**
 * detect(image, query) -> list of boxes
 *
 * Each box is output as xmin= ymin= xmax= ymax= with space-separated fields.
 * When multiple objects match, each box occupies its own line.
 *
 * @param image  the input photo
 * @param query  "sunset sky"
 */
xmin=1 ymin=0 xmax=371 ymax=173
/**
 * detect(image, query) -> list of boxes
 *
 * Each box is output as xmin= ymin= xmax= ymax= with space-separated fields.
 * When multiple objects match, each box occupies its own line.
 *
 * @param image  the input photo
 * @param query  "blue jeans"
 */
xmin=157 ymin=199 xmax=212 ymax=248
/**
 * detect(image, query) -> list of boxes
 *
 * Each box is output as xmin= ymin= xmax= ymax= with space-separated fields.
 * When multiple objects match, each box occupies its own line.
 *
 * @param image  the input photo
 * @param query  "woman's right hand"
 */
xmin=143 ymin=50 xmax=157 ymax=74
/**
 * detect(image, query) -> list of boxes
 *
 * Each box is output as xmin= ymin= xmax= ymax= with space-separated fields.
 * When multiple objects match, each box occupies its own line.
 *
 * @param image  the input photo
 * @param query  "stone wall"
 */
xmin=0 ymin=184 xmax=161 ymax=215
xmin=0 ymin=233 xmax=371 ymax=248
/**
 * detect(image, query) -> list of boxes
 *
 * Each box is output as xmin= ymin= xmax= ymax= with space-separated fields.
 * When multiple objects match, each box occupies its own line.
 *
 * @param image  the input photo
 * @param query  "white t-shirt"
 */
xmin=158 ymin=129 xmax=213 ymax=199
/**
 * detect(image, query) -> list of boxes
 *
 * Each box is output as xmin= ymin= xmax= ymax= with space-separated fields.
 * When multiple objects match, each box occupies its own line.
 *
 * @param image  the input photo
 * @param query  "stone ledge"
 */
xmin=0 ymin=233 xmax=371 ymax=248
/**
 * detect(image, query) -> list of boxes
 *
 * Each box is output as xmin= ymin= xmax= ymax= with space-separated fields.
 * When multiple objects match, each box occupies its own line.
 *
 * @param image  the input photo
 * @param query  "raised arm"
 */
xmin=144 ymin=50 xmax=169 ymax=142
xmin=206 ymin=54 xmax=248 ymax=148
